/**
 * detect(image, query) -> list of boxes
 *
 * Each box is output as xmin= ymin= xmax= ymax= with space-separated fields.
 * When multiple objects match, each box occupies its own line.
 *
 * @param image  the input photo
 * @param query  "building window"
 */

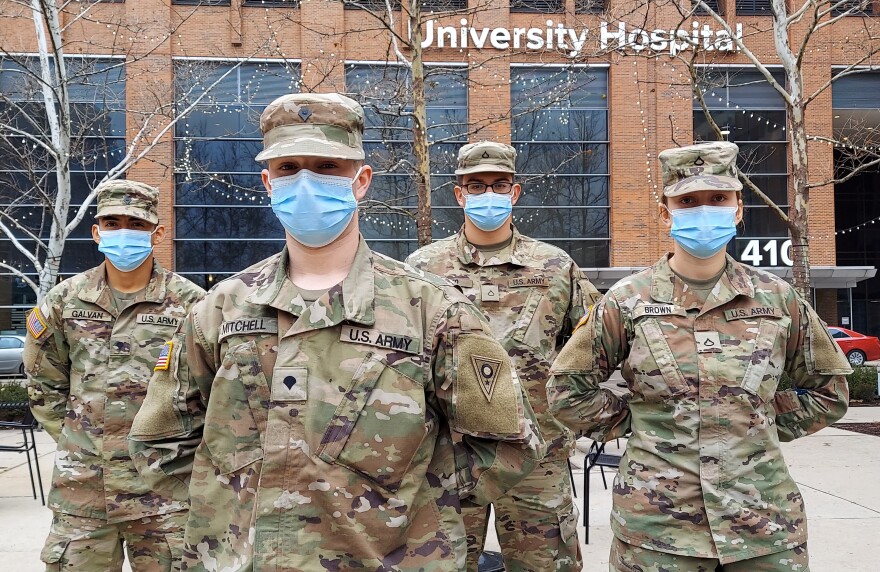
xmin=693 ymin=68 xmax=789 ymax=268
xmin=510 ymin=67 xmax=610 ymax=268
xmin=574 ymin=0 xmax=606 ymax=13
xmin=171 ymin=1 xmax=231 ymax=6
xmin=511 ymin=0 xmax=564 ymax=13
xmin=694 ymin=0 xmax=723 ymax=15
xmin=736 ymin=0 xmax=772 ymax=15
xmin=831 ymin=1 xmax=873 ymax=15
xmin=242 ymin=0 xmax=299 ymax=6
xmin=173 ymin=60 xmax=301 ymax=288
xmin=0 ymin=56 xmax=125 ymax=319
xmin=345 ymin=63 xmax=468 ymax=260
xmin=343 ymin=0 xmax=466 ymax=10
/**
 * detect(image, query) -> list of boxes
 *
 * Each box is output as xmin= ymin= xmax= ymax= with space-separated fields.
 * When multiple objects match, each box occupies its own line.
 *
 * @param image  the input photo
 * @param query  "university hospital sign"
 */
xmin=420 ymin=20 xmax=744 ymax=58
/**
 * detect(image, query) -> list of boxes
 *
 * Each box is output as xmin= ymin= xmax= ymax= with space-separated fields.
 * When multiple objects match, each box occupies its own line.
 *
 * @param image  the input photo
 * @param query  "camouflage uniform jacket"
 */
xmin=24 ymin=261 xmax=205 ymax=523
xmin=129 ymin=238 xmax=544 ymax=571
xmin=548 ymin=254 xmax=851 ymax=563
xmin=406 ymin=226 xmax=599 ymax=460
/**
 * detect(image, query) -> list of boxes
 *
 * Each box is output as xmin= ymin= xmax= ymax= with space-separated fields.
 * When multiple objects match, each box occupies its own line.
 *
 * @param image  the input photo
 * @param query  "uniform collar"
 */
xmin=77 ymin=259 xmax=169 ymax=315
xmin=246 ymin=238 xmax=376 ymax=330
xmin=651 ymin=253 xmax=754 ymax=313
xmin=454 ymin=225 xmax=530 ymax=267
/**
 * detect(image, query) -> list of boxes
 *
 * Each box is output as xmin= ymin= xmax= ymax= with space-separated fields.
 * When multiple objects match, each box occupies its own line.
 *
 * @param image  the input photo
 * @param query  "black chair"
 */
xmin=583 ymin=440 xmax=621 ymax=543
xmin=0 ymin=403 xmax=46 ymax=505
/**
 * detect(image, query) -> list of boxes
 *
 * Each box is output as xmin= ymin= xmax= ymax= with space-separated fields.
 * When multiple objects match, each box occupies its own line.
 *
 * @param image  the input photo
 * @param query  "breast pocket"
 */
xmin=316 ymin=352 xmax=433 ymax=492
xmin=630 ymin=319 xmax=690 ymax=400
xmin=740 ymin=319 xmax=786 ymax=404
xmin=511 ymin=289 xmax=558 ymax=357
xmin=203 ymin=341 xmax=267 ymax=475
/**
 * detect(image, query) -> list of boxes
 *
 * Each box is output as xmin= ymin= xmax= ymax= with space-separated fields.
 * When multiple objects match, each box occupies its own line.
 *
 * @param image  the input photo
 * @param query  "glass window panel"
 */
xmin=740 ymin=175 xmax=788 ymax=206
xmin=176 ymin=174 xmax=268 ymax=206
xmin=364 ymin=175 xmax=418 ymax=207
xmin=0 ymin=238 xmax=102 ymax=273
xmin=513 ymin=109 xmax=607 ymax=142
xmin=736 ymin=142 xmax=788 ymax=174
xmin=175 ymin=140 xmax=264 ymax=174
xmin=175 ymin=206 xmax=282 ymax=239
xmin=70 ymin=138 xmax=127 ymax=171
xmin=515 ymin=143 xmax=608 ymax=175
xmin=512 ymin=207 xmax=609 ymax=239
xmin=431 ymin=207 xmax=465 ymax=236
xmin=360 ymin=211 xmax=417 ymax=241
xmin=511 ymin=68 xmax=608 ymax=109
xmin=176 ymin=105 xmax=263 ymax=139
xmin=833 ymin=72 xmax=880 ymax=109
xmin=545 ymin=240 xmax=610 ymax=267
xmin=515 ymin=176 xmax=609 ymax=207
xmin=696 ymin=69 xmax=786 ymax=110
xmin=740 ymin=206 xmax=790 ymax=237
xmin=175 ymin=61 xmax=300 ymax=106
xmin=175 ymin=239 xmax=284 ymax=272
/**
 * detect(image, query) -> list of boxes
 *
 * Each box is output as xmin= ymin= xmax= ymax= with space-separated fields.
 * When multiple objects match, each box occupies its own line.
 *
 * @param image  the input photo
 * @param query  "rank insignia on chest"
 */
xmin=26 ymin=305 xmax=48 ymax=339
xmin=154 ymin=341 xmax=173 ymax=371
xmin=471 ymin=355 xmax=503 ymax=402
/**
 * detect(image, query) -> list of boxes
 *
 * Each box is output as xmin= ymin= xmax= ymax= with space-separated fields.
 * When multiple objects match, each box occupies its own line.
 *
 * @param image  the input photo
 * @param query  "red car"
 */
xmin=828 ymin=327 xmax=880 ymax=367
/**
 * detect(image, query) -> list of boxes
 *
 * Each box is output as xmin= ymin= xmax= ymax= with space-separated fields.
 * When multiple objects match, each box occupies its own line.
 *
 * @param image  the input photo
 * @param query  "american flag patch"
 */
xmin=26 ymin=306 xmax=48 ymax=339
xmin=154 ymin=341 xmax=173 ymax=371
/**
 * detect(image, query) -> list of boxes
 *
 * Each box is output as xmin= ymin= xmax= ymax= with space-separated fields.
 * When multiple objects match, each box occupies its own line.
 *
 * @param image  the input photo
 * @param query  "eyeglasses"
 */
xmin=461 ymin=182 xmax=514 ymax=195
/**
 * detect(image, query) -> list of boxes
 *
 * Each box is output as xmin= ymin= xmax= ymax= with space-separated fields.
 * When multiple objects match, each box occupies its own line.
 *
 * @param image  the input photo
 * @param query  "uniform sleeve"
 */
xmin=547 ymin=291 xmax=631 ymax=442
xmin=129 ymin=300 xmax=215 ymax=490
xmin=24 ymin=300 xmax=69 ymax=442
xmin=561 ymin=264 xmax=601 ymax=340
xmin=773 ymin=294 xmax=851 ymax=442
xmin=432 ymin=300 xmax=545 ymax=506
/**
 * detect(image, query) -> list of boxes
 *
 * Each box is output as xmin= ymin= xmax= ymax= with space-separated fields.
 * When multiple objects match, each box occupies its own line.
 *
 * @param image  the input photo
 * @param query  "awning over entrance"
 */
xmin=582 ymin=266 xmax=877 ymax=290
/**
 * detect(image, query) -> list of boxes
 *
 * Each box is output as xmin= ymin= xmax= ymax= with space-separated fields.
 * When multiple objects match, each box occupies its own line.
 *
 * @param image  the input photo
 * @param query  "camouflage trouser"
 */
xmin=610 ymin=537 xmax=809 ymax=572
xmin=463 ymin=458 xmax=581 ymax=572
xmin=39 ymin=511 xmax=186 ymax=571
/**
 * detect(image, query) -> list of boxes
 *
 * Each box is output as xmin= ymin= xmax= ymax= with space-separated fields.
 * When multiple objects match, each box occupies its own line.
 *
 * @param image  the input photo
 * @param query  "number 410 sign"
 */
xmin=737 ymin=239 xmax=794 ymax=267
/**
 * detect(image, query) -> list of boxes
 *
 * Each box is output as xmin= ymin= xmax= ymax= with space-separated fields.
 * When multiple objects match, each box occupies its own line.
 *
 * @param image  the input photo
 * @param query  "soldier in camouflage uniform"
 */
xmin=24 ymin=180 xmax=205 ymax=571
xmin=129 ymin=93 xmax=545 ymax=571
xmin=548 ymin=141 xmax=851 ymax=571
xmin=406 ymin=141 xmax=597 ymax=572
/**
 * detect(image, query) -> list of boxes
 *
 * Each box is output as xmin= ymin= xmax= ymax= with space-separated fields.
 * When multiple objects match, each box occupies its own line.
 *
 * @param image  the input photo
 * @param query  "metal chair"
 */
xmin=583 ymin=440 xmax=621 ymax=544
xmin=0 ymin=403 xmax=46 ymax=505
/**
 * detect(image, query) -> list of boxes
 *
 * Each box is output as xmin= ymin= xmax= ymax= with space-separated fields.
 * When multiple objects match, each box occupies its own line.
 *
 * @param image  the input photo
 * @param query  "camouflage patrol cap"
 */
xmin=255 ymin=93 xmax=365 ymax=162
xmin=659 ymin=141 xmax=743 ymax=197
xmin=95 ymin=180 xmax=160 ymax=224
xmin=455 ymin=141 xmax=517 ymax=176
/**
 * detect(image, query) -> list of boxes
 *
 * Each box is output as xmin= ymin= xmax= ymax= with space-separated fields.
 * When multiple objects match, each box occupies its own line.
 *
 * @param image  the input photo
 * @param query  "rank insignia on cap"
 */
xmin=481 ymin=151 xmax=490 ymax=158
xmin=471 ymin=355 xmax=503 ymax=402
xmin=298 ymin=107 xmax=312 ymax=122
xmin=26 ymin=306 xmax=48 ymax=339
xmin=122 ymin=194 xmax=133 ymax=205
xmin=154 ymin=341 xmax=173 ymax=371
xmin=693 ymin=155 xmax=705 ymax=166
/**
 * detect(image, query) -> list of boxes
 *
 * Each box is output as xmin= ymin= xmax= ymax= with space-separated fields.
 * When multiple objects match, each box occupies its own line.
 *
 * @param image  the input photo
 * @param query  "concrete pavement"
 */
xmin=2 ymin=412 xmax=879 ymax=571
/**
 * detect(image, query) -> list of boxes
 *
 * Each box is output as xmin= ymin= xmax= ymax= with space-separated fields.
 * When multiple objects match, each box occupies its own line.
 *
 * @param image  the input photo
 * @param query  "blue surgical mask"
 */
xmin=270 ymin=169 xmax=360 ymax=248
xmin=464 ymin=192 xmax=513 ymax=232
xmin=668 ymin=205 xmax=738 ymax=259
xmin=98 ymin=229 xmax=155 ymax=272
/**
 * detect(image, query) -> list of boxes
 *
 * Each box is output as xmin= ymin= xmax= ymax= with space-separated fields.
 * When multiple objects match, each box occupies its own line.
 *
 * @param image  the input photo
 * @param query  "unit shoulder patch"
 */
xmin=471 ymin=355 xmax=503 ymax=402
xmin=26 ymin=306 xmax=48 ymax=339
xmin=154 ymin=341 xmax=173 ymax=371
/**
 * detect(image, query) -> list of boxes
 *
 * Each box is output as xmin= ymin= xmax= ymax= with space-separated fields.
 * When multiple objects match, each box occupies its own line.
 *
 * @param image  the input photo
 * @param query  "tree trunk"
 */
xmin=408 ymin=4 xmax=432 ymax=247
xmin=787 ymin=99 xmax=812 ymax=300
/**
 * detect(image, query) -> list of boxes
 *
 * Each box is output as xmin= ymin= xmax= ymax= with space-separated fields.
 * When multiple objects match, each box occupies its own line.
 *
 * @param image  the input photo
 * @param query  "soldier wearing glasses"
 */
xmin=407 ymin=141 xmax=599 ymax=571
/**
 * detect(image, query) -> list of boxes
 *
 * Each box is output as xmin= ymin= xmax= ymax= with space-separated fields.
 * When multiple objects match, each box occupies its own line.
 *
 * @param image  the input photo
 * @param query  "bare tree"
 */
xmin=0 ymin=0 xmax=282 ymax=302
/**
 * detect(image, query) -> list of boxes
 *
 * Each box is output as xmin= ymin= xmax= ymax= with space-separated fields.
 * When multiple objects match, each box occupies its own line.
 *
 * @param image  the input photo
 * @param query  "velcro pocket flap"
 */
xmin=40 ymin=532 xmax=70 ymax=564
